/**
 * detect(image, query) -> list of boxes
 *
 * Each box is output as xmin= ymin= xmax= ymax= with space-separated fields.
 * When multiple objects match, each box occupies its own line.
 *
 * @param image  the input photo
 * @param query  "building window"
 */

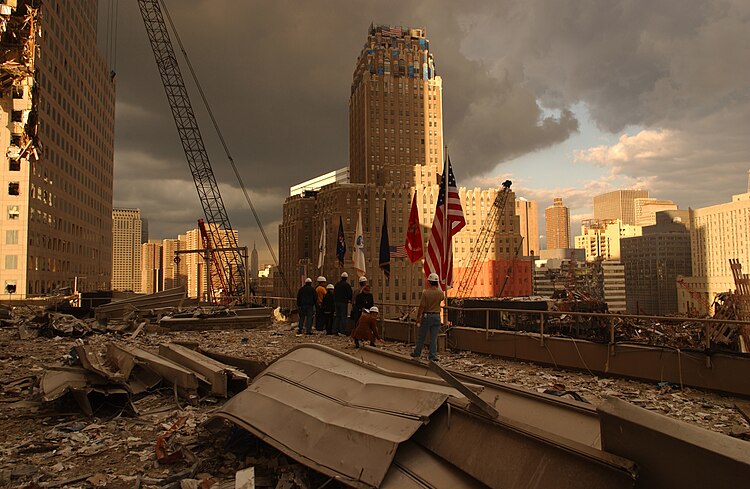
xmin=5 ymin=230 xmax=18 ymax=245
xmin=8 ymin=182 xmax=20 ymax=195
xmin=7 ymin=206 xmax=20 ymax=220
xmin=8 ymin=159 xmax=20 ymax=171
xmin=4 ymin=255 xmax=18 ymax=270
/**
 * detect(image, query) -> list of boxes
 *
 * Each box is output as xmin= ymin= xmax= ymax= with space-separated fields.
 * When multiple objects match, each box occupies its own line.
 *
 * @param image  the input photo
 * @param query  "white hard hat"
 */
xmin=317 ymin=276 xmax=326 ymax=282
xmin=359 ymin=276 xmax=368 ymax=283
xmin=326 ymin=284 xmax=334 ymax=290
xmin=367 ymin=306 xmax=379 ymax=314
xmin=341 ymin=272 xmax=348 ymax=278
xmin=305 ymin=278 xmax=312 ymax=284
xmin=428 ymin=273 xmax=439 ymax=283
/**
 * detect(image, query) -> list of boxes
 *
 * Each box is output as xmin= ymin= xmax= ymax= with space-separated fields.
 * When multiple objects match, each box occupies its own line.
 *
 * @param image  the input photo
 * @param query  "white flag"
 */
xmin=317 ymin=219 xmax=326 ymax=270
xmin=353 ymin=209 xmax=366 ymax=278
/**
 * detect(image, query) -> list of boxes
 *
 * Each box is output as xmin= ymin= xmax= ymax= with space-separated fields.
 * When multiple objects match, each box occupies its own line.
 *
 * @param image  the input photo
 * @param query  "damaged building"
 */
xmin=0 ymin=0 xmax=115 ymax=298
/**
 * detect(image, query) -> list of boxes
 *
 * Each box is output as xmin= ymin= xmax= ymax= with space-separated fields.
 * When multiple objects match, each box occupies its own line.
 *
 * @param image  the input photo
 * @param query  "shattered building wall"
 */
xmin=1 ymin=0 xmax=115 ymax=297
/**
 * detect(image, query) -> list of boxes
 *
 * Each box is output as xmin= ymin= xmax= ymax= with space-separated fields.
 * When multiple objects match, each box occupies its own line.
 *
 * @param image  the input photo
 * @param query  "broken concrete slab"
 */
xmin=159 ymin=343 xmax=248 ymax=397
xmin=108 ymin=343 xmax=202 ymax=392
xmin=94 ymin=286 xmax=186 ymax=321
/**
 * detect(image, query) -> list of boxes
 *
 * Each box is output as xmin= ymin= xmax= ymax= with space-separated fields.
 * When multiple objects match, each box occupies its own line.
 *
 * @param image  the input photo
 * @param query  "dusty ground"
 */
xmin=0 ymin=317 xmax=748 ymax=488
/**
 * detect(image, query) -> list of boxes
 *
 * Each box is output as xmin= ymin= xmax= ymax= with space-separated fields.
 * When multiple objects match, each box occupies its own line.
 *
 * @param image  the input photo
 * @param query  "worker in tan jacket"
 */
xmin=411 ymin=273 xmax=444 ymax=361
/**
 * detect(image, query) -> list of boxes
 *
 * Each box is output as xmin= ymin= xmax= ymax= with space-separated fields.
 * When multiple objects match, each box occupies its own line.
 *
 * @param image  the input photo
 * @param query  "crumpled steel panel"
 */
xmin=212 ymin=344 xmax=454 ymax=488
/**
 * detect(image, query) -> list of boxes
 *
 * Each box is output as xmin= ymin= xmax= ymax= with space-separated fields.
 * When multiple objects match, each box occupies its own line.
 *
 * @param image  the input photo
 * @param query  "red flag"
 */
xmin=404 ymin=191 xmax=423 ymax=263
xmin=423 ymin=157 xmax=465 ymax=290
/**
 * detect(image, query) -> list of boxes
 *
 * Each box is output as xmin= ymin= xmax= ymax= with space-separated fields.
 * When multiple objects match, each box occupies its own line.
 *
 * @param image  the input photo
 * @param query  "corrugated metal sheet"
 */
xmin=211 ymin=344 xmax=459 ymax=489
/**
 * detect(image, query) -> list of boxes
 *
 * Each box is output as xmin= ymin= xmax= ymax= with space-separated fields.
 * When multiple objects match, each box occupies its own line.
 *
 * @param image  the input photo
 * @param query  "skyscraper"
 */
xmin=112 ymin=208 xmax=143 ymax=292
xmin=545 ymin=198 xmax=570 ymax=249
xmin=1 ymin=2 xmax=115 ymax=297
xmin=250 ymin=242 xmax=259 ymax=282
xmin=515 ymin=198 xmax=539 ymax=256
xmin=593 ymin=190 xmax=649 ymax=225
xmin=277 ymin=25 xmax=527 ymax=308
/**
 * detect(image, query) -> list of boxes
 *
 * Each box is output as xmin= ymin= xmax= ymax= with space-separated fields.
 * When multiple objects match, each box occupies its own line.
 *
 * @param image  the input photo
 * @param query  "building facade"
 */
xmin=683 ymin=173 xmax=750 ymax=313
xmin=515 ymin=198 xmax=539 ymax=257
xmin=276 ymin=25 xmax=527 ymax=317
xmin=112 ymin=208 xmax=143 ymax=292
xmin=602 ymin=261 xmax=626 ymax=313
xmin=141 ymin=240 xmax=162 ymax=294
xmin=574 ymin=219 xmax=642 ymax=262
xmin=621 ymin=210 xmax=692 ymax=315
xmin=1 ymin=1 xmax=115 ymax=297
xmin=544 ymin=197 xmax=570 ymax=250
xmin=593 ymin=189 xmax=649 ymax=225
xmin=634 ymin=198 xmax=678 ymax=226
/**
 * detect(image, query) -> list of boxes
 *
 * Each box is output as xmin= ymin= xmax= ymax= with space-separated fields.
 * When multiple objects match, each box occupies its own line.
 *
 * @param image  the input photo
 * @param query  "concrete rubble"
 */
xmin=1 ymin=306 xmax=749 ymax=487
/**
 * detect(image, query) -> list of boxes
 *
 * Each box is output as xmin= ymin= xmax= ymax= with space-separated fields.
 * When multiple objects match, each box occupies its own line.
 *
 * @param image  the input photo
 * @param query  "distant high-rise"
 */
xmin=112 ymin=209 xmax=143 ymax=292
xmin=545 ymin=198 xmax=570 ymax=249
xmin=349 ymin=24 xmax=442 ymax=186
xmin=574 ymin=219 xmax=641 ymax=262
xmin=633 ymin=198 xmax=678 ymax=226
xmin=250 ymin=242 xmax=259 ymax=282
xmin=0 ymin=2 xmax=115 ymax=297
xmin=141 ymin=240 xmax=163 ymax=294
xmin=515 ymin=198 xmax=539 ymax=256
xmin=593 ymin=190 xmax=649 ymax=225
xmin=277 ymin=25 xmax=529 ymax=307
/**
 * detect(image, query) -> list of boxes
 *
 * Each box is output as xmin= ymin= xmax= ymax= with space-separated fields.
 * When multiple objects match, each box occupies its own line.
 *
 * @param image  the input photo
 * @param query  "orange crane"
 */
xmin=676 ymin=277 xmax=708 ymax=316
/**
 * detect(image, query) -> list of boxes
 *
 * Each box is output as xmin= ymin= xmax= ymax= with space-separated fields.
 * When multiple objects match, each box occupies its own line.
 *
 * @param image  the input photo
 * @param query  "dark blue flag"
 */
xmin=336 ymin=216 xmax=346 ymax=266
xmin=379 ymin=201 xmax=391 ymax=279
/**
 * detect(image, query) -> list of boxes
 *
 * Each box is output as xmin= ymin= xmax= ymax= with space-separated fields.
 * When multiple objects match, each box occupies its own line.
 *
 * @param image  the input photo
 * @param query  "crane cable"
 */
xmin=157 ymin=0 xmax=294 ymax=298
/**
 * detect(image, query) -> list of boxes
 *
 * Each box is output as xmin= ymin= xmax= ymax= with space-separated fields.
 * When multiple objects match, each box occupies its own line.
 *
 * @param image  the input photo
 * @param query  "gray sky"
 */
xmin=107 ymin=0 xmax=750 ymax=260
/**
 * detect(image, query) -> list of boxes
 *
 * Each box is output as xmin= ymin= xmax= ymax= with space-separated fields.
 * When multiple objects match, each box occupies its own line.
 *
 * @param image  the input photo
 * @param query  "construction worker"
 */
xmin=333 ymin=272 xmax=352 ymax=335
xmin=296 ymin=278 xmax=317 ymax=336
xmin=351 ymin=276 xmax=373 ymax=327
xmin=314 ymin=276 xmax=327 ymax=331
xmin=411 ymin=273 xmax=444 ymax=361
xmin=322 ymin=283 xmax=336 ymax=334
xmin=351 ymin=306 xmax=382 ymax=348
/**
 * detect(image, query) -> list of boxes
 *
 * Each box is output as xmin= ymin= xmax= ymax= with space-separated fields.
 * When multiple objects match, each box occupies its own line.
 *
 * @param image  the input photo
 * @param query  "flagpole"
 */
xmin=443 ymin=146 xmax=449 ymax=291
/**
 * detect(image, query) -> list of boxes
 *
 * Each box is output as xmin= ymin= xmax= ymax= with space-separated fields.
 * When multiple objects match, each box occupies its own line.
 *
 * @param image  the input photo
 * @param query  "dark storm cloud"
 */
xmin=109 ymin=0 xmax=750 ymax=261
xmin=110 ymin=0 xmax=581 ymax=259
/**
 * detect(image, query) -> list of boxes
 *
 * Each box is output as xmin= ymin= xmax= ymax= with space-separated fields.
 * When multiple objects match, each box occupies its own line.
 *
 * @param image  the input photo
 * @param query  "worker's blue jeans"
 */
xmin=298 ymin=305 xmax=314 ymax=334
xmin=413 ymin=313 xmax=441 ymax=360
xmin=334 ymin=302 xmax=349 ymax=334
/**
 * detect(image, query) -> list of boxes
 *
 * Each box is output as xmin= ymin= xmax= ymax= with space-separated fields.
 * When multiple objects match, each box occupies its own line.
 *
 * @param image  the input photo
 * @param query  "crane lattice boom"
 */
xmin=455 ymin=180 xmax=512 ymax=298
xmin=137 ymin=0 xmax=244 ymax=300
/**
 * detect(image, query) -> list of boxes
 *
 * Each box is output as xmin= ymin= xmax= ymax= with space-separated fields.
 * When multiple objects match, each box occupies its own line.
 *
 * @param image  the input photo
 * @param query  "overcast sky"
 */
xmin=105 ymin=0 xmax=750 ymax=260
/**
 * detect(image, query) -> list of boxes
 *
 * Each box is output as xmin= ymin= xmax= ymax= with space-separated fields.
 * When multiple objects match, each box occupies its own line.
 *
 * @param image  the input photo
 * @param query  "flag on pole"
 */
xmin=404 ymin=191 xmax=423 ymax=263
xmin=353 ymin=209 xmax=366 ymax=278
xmin=379 ymin=201 xmax=391 ymax=279
xmin=336 ymin=216 xmax=346 ymax=266
xmin=390 ymin=245 xmax=407 ymax=259
xmin=317 ymin=219 xmax=326 ymax=270
xmin=424 ymin=156 xmax=465 ymax=290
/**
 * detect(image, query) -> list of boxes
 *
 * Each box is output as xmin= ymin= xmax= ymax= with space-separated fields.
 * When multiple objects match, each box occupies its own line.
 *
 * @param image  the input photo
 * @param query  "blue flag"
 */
xmin=379 ymin=201 xmax=391 ymax=279
xmin=336 ymin=216 xmax=346 ymax=266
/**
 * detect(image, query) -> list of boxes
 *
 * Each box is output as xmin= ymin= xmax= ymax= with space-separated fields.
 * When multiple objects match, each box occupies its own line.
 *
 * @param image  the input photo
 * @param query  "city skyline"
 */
xmin=105 ymin=1 xmax=750 ymax=263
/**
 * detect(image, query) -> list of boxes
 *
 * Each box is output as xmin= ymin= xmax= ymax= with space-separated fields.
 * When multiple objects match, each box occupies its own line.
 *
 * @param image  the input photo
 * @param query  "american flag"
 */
xmin=382 ymin=25 xmax=402 ymax=36
xmin=423 ymin=157 xmax=465 ymax=290
xmin=389 ymin=245 xmax=407 ymax=259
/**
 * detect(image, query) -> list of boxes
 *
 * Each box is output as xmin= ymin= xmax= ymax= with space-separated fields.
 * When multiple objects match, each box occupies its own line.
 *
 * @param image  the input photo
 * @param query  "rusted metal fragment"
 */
xmin=108 ymin=343 xmax=201 ymax=392
xmin=414 ymin=401 xmax=637 ymax=489
xmin=159 ymin=343 xmax=248 ymax=397
xmin=352 ymin=346 xmax=602 ymax=448
xmin=211 ymin=344 xmax=454 ymax=489
xmin=94 ymin=286 xmax=187 ymax=321
xmin=599 ymin=397 xmax=750 ymax=489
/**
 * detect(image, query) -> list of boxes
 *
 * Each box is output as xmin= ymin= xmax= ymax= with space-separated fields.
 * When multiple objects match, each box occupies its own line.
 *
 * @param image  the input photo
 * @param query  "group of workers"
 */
xmin=296 ymin=271 xmax=445 ymax=362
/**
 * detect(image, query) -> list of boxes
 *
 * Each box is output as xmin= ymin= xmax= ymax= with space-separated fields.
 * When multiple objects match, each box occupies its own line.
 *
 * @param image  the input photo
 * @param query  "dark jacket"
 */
xmin=322 ymin=291 xmax=336 ymax=313
xmin=352 ymin=286 xmax=374 ymax=323
xmin=334 ymin=279 xmax=353 ymax=303
xmin=297 ymin=284 xmax=317 ymax=307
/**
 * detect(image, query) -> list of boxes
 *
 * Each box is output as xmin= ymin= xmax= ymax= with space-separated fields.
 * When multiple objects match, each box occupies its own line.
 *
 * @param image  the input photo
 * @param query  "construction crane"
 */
xmin=136 ymin=0 xmax=246 ymax=300
xmin=676 ymin=276 xmax=708 ymax=316
xmin=455 ymin=180 xmax=513 ymax=298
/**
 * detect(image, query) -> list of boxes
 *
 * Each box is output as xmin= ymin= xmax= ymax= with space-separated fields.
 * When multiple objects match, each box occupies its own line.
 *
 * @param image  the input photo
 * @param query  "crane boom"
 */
xmin=455 ymin=180 xmax=513 ymax=298
xmin=137 ymin=0 xmax=244 ymax=300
